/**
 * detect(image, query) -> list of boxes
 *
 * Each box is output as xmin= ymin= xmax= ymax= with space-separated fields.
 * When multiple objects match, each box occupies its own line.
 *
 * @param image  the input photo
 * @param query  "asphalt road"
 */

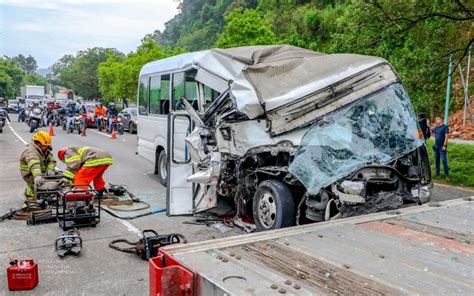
xmin=0 ymin=115 xmax=241 ymax=296
xmin=0 ymin=114 xmax=472 ymax=295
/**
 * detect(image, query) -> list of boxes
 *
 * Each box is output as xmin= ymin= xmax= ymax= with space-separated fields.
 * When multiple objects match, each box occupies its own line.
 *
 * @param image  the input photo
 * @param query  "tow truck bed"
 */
xmin=150 ymin=197 xmax=474 ymax=295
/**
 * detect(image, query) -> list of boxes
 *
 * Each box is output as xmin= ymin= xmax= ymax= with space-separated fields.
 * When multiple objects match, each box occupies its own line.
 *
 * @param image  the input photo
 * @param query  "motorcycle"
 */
xmin=47 ymin=109 xmax=61 ymax=127
xmin=69 ymin=115 xmax=83 ymax=134
xmin=0 ymin=109 xmax=7 ymax=133
xmin=96 ymin=115 xmax=107 ymax=132
xmin=108 ymin=116 xmax=124 ymax=135
xmin=28 ymin=106 xmax=43 ymax=133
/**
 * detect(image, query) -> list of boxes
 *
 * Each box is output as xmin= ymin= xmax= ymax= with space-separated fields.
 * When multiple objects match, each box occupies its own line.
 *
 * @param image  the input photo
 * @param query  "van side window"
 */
xmin=138 ymin=76 xmax=148 ymax=115
xmin=149 ymin=75 xmax=161 ymax=115
xmin=172 ymin=70 xmax=197 ymax=110
xmin=161 ymin=74 xmax=170 ymax=114
xmin=172 ymin=72 xmax=185 ymax=110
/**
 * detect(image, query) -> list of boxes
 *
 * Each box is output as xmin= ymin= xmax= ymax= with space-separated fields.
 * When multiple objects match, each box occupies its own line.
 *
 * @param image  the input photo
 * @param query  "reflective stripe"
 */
xmin=47 ymin=163 xmax=56 ymax=169
xmin=63 ymin=170 xmax=75 ymax=179
xmin=20 ymin=164 xmax=29 ymax=171
xmin=27 ymin=159 xmax=40 ymax=169
xmin=65 ymin=155 xmax=80 ymax=162
xmin=31 ymin=168 xmax=42 ymax=176
xmin=78 ymin=147 xmax=89 ymax=158
xmin=83 ymin=158 xmax=113 ymax=167
xmin=25 ymin=185 xmax=34 ymax=198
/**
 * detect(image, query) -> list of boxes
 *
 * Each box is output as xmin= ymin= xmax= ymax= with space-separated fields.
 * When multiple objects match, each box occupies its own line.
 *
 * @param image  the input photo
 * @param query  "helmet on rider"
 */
xmin=32 ymin=131 xmax=52 ymax=147
xmin=57 ymin=147 xmax=68 ymax=161
xmin=108 ymin=102 xmax=115 ymax=108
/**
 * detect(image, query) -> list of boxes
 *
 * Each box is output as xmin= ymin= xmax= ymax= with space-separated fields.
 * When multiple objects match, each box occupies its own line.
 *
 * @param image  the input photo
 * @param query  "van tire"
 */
xmin=156 ymin=150 xmax=167 ymax=187
xmin=252 ymin=180 xmax=295 ymax=231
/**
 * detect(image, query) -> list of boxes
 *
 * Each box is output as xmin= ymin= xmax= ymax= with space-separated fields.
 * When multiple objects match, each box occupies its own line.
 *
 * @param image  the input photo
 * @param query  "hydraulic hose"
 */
xmin=100 ymin=206 xmax=166 ymax=220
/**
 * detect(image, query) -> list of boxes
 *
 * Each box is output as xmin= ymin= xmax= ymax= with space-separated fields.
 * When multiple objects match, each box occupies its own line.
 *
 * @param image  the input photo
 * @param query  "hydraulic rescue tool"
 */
xmin=55 ymin=229 xmax=82 ymax=257
xmin=109 ymin=230 xmax=187 ymax=260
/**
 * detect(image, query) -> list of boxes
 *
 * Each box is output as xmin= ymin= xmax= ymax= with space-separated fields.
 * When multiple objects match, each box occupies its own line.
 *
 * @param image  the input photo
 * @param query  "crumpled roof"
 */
xmin=195 ymin=45 xmax=387 ymax=119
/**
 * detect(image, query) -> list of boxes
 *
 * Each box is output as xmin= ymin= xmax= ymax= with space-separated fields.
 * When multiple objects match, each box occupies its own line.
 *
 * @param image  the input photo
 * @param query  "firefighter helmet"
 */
xmin=57 ymin=147 xmax=68 ymax=161
xmin=32 ymin=131 xmax=52 ymax=147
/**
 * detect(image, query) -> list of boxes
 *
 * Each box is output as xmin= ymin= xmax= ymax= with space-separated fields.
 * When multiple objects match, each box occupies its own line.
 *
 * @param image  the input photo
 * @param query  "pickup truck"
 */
xmin=150 ymin=197 xmax=473 ymax=295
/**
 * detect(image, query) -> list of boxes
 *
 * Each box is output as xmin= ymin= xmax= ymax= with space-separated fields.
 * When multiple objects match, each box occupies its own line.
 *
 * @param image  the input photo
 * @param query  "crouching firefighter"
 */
xmin=57 ymin=146 xmax=113 ymax=196
xmin=20 ymin=131 xmax=56 ymax=201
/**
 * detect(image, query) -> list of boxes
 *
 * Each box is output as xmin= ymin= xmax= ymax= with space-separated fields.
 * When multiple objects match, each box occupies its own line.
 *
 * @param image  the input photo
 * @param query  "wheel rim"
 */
xmin=159 ymin=154 xmax=167 ymax=181
xmin=257 ymin=191 xmax=277 ymax=229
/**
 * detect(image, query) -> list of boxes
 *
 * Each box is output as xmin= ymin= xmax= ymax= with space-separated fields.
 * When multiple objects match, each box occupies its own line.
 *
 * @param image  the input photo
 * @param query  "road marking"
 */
xmin=89 ymin=129 xmax=111 ymax=138
xmin=117 ymin=219 xmax=142 ymax=237
xmin=7 ymin=121 xmax=27 ymax=145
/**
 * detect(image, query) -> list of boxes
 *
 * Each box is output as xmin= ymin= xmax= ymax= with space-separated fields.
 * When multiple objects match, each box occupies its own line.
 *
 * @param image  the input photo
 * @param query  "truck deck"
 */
xmin=150 ymin=197 xmax=474 ymax=295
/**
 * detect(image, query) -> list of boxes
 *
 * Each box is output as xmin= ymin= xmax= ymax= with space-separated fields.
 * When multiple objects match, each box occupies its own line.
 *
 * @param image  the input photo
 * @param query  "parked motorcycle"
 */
xmin=28 ymin=106 xmax=43 ymax=133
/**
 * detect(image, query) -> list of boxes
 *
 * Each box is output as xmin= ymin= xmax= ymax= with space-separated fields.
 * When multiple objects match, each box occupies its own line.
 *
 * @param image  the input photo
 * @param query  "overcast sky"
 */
xmin=0 ymin=0 xmax=180 ymax=68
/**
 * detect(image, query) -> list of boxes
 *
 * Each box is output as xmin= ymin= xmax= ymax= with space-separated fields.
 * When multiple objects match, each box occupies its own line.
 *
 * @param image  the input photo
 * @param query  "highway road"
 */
xmin=0 ymin=114 xmax=472 ymax=295
xmin=0 ymin=115 xmax=240 ymax=295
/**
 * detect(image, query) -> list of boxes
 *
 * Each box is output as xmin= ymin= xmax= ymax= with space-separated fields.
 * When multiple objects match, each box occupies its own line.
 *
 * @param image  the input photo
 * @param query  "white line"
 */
xmin=117 ymin=219 xmax=142 ymax=237
xmin=7 ymin=121 xmax=27 ymax=145
xmin=88 ymin=129 xmax=111 ymax=138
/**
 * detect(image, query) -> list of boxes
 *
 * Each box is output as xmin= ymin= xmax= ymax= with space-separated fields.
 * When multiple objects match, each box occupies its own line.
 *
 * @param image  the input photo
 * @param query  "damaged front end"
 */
xmin=289 ymin=83 xmax=432 ymax=222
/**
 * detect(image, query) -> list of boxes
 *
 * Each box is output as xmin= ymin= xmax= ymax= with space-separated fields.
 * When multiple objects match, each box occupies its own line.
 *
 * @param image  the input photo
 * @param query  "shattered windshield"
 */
xmin=289 ymin=83 xmax=424 ymax=195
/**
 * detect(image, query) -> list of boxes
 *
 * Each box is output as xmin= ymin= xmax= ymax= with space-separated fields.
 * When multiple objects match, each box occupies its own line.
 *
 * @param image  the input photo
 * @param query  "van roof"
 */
xmin=140 ymin=45 xmax=389 ymax=121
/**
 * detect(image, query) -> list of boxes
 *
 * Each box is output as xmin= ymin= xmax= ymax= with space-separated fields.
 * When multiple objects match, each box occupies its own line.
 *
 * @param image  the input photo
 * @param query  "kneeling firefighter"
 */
xmin=19 ymin=131 xmax=56 ymax=200
xmin=57 ymin=146 xmax=113 ymax=195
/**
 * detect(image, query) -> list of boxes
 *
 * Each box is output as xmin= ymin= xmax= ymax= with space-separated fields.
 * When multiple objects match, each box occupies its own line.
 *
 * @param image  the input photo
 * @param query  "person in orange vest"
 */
xmin=57 ymin=146 xmax=113 ymax=196
xmin=93 ymin=102 xmax=107 ymax=130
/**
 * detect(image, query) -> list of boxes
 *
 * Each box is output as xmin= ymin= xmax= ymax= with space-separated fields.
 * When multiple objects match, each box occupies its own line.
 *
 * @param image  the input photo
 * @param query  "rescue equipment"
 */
xmin=109 ymin=230 xmax=187 ymax=260
xmin=55 ymin=229 xmax=82 ymax=257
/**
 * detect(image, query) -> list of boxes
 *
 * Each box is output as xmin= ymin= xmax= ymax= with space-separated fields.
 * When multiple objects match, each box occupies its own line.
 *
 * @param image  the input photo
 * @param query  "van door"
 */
xmin=166 ymin=111 xmax=194 ymax=215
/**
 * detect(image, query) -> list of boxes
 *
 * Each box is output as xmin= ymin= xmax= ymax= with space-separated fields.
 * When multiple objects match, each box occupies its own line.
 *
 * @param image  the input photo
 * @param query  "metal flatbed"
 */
xmin=150 ymin=197 xmax=474 ymax=295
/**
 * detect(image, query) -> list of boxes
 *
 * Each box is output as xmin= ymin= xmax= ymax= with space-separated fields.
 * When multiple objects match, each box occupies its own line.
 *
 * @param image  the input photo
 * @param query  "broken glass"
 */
xmin=289 ymin=83 xmax=424 ymax=195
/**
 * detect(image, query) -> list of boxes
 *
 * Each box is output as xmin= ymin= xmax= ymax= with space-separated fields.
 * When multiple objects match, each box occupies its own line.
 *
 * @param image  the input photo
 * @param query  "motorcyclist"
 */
xmin=65 ymin=101 xmax=78 ymax=134
xmin=94 ymin=102 xmax=107 ymax=129
xmin=19 ymin=131 xmax=56 ymax=201
xmin=106 ymin=102 xmax=118 ymax=134
xmin=0 ymin=104 xmax=11 ymax=132
xmin=57 ymin=146 xmax=113 ymax=196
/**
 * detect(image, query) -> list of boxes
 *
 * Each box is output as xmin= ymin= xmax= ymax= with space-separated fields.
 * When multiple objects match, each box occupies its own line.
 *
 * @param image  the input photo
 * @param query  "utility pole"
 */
xmin=463 ymin=46 xmax=471 ymax=125
xmin=444 ymin=54 xmax=452 ymax=125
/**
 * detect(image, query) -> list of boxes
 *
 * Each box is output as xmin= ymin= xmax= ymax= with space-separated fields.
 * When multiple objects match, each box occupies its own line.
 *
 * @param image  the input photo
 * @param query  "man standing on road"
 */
xmin=19 ymin=131 xmax=56 ymax=201
xmin=66 ymin=101 xmax=78 ymax=134
xmin=431 ymin=116 xmax=449 ymax=179
xmin=106 ymin=102 xmax=118 ymax=134
xmin=57 ymin=146 xmax=113 ymax=196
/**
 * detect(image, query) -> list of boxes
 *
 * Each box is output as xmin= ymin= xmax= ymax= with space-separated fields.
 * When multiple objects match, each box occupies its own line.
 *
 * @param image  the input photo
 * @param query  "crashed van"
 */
xmin=138 ymin=45 xmax=432 ymax=231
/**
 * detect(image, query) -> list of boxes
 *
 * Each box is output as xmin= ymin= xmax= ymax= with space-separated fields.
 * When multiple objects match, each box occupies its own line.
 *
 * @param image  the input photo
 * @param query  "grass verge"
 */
xmin=426 ymin=139 xmax=474 ymax=188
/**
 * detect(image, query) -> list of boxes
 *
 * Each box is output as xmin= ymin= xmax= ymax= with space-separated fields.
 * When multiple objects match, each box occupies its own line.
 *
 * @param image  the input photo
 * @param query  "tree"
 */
xmin=98 ymin=36 xmax=183 ymax=102
xmin=12 ymin=54 xmax=38 ymax=73
xmin=57 ymin=48 xmax=121 ymax=99
xmin=0 ymin=58 xmax=24 ymax=98
xmin=216 ymin=8 xmax=277 ymax=48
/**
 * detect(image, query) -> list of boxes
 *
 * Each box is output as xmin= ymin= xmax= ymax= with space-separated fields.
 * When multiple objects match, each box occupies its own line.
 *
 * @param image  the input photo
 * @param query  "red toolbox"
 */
xmin=7 ymin=259 xmax=39 ymax=291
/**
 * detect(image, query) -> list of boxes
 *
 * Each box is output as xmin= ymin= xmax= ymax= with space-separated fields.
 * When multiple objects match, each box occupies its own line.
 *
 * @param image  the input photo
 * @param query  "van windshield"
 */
xmin=289 ymin=83 xmax=424 ymax=195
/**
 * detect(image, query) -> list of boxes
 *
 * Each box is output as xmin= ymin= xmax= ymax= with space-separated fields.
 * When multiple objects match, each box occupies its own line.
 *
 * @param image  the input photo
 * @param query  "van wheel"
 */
xmin=156 ymin=150 xmax=167 ymax=187
xmin=252 ymin=180 xmax=295 ymax=231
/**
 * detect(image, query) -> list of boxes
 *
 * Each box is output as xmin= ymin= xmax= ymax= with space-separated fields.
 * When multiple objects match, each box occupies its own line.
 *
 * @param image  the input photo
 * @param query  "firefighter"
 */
xmin=57 ymin=146 xmax=113 ymax=195
xmin=19 ymin=131 xmax=56 ymax=200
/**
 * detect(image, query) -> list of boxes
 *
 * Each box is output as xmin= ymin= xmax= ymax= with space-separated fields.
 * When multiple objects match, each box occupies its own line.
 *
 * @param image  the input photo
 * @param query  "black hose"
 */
xmin=100 ymin=206 xmax=166 ymax=220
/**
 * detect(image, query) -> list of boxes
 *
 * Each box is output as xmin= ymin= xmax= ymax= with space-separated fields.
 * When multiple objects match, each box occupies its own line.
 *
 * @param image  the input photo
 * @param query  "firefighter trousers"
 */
xmin=74 ymin=165 xmax=109 ymax=190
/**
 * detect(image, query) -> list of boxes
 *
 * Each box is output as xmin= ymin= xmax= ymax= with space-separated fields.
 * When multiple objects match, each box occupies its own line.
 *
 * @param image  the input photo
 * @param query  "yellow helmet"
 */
xmin=32 ymin=131 xmax=52 ymax=147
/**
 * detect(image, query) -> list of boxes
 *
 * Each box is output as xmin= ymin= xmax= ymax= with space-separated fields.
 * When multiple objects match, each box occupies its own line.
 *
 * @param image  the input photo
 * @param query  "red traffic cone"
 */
xmin=111 ymin=128 xmax=117 ymax=139
xmin=81 ymin=124 xmax=86 ymax=137
xmin=48 ymin=123 xmax=55 ymax=136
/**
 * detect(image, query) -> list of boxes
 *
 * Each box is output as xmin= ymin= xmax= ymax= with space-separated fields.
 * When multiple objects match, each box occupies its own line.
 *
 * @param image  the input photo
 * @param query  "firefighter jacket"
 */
xmin=20 ymin=142 xmax=56 ymax=184
xmin=63 ymin=147 xmax=113 ymax=180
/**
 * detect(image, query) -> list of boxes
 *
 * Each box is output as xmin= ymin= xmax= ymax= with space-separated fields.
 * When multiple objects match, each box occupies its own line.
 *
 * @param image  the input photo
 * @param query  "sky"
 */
xmin=0 ymin=0 xmax=180 ymax=68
